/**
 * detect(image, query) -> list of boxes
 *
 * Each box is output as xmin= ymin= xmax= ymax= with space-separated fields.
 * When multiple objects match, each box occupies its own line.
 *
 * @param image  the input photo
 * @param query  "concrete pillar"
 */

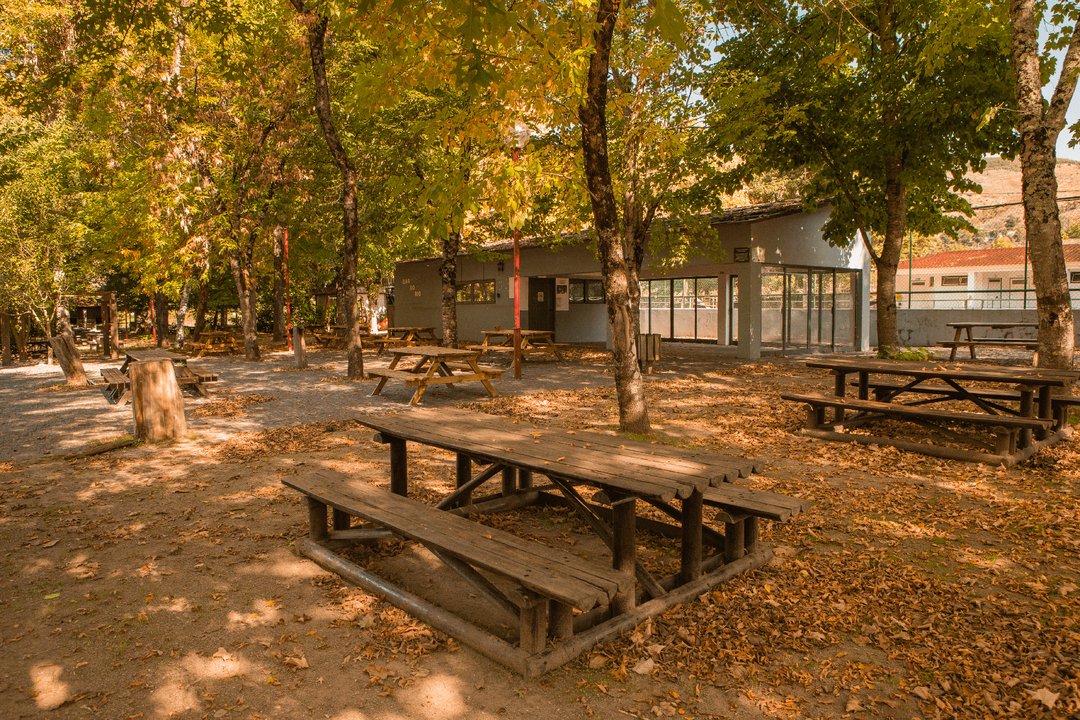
xmin=737 ymin=263 xmax=762 ymax=359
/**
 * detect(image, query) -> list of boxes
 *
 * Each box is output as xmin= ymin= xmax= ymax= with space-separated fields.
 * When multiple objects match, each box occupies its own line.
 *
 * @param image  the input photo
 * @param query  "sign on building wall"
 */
xmin=555 ymin=278 xmax=569 ymax=311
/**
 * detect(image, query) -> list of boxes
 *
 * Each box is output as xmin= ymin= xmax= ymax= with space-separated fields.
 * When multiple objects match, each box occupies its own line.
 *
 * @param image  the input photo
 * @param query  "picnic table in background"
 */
xmin=283 ymin=407 xmax=809 ymax=677
xmin=784 ymin=357 xmax=1079 ymax=466
xmin=100 ymin=348 xmax=218 ymax=406
xmin=467 ymin=329 xmax=565 ymax=361
xmin=367 ymin=345 xmax=503 ymax=405
xmin=369 ymin=326 xmax=441 ymax=355
xmin=942 ymin=321 xmax=1040 ymax=362
xmin=191 ymin=330 xmax=239 ymax=357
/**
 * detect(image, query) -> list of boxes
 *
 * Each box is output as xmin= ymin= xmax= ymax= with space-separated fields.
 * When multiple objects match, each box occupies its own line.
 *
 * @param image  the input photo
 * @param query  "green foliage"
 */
xmin=878 ymin=346 xmax=936 ymax=361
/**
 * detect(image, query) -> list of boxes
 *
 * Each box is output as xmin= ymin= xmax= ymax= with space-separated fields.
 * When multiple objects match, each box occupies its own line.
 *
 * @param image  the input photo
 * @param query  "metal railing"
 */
xmin=872 ymin=288 xmax=1080 ymax=310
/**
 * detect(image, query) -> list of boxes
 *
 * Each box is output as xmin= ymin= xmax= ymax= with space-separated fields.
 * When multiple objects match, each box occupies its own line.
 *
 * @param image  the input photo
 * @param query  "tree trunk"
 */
xmin=228 ymin=251 xmax=261 ymax=360
xmin=294 ymin=1 xmax=364 ymax=379
xmin=15 ymin=313 xmax=30 ymax=362
xmin=578 ymin=0 xmax=650 ymax=433
xmin=1010 ymin=0 xmax=1078 ymax=370
xmin=48 ymin=335 xmax=88 ymax=385
xmin=55 ymin=300 xmax=73 ymax=337
xmin=130 ymin=359 xmax=187 ymax=443
xmin=175 ymin=281 xmax=191 ymax=349
xmin=273 ymin=226 xmax=287 ymax=341
xmin=293 ymin=325 xmax=308 ymax=369
xmin=1 ymin=311 xmax=12 ymax=366
xmin=440 ymin=230 xmax=462 ymax=348
xmin=154 ymin=292 xmax=169 ymax=348
xmin=193 ymin=281 xmax=209 ymax=342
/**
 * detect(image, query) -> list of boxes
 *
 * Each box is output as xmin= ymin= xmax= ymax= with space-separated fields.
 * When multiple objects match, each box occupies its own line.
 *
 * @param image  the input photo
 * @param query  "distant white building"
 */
xmin=895 ymin=240 xmax=1080 ymax=309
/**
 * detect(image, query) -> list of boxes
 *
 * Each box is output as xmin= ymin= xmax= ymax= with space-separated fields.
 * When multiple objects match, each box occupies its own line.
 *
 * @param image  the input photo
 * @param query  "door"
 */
xmin=528 ymin=277 xmax=555 ymax=333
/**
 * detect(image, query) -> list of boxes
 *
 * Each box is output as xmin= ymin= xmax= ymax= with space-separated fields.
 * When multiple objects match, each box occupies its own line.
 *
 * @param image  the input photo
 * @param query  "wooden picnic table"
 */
xmin=785 ymin=357 xmax=1078 ymax=465
xmin=311 ymin=325 xmax=372 ymax=350
xmin=943 ymin=321 xmax=1040 ymax=361
xmin=101 ymin=349 xmax=218 ymax=405
xmin=191 ymin=330 xmax=239 ymax=357
xmin=468 ymin=329 xmax=565 ymax=361
xmin=282 ymin=407 xmax=810 ymax=677
xmin=367 ymin=346 xmax=503 ymax=405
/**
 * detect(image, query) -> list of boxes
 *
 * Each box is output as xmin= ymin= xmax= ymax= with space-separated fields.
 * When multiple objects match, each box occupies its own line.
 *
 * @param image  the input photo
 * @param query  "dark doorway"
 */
xmin=528 ymin=277 xmax=555 ymax=333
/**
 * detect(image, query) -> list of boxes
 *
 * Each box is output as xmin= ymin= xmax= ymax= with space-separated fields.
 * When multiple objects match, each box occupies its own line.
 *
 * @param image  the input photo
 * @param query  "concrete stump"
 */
xmin=130 ymin=359 xmax=187 ymax=443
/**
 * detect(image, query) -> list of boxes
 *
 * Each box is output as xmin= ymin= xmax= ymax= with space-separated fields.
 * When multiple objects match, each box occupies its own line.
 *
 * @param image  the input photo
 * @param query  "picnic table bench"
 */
xmin=788 ymin=358 xmax=1078 ymax=466
xmin=369 ymin=327 xmax=441 ymax=356
xmin=282 ymin=407 xmax=810 ymax=677
xmin=367 ymin=346 xmax=503 ymax=404
xmin=100 ymin=349 xmax=218 ymax=405
xmin=466 ymin=329 xmax=565 ymax=362
xmin=942 ymin=322 xmax=1040 ymax=362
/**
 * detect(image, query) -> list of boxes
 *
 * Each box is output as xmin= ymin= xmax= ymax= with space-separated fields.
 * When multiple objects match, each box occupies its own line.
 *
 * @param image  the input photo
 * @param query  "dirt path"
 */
xmin=1 ymin=344 xmax=1077 ymax=719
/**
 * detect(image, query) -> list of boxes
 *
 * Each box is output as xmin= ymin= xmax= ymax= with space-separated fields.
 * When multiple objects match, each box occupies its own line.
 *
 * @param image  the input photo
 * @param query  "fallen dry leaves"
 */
xmin=191 ymin=393 xmax=279 ymax=418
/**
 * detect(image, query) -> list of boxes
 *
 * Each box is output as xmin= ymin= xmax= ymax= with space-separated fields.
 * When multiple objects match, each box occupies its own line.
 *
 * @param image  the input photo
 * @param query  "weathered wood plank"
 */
xmin=782 ymin=392 xmax=1052 ymax=429
xmin=283 ymin=471 xmax=632 ymax=610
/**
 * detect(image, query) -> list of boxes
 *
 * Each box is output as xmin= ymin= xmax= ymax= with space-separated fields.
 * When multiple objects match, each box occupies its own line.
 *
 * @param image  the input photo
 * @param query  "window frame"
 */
xmin=569 ymin=279 xmax=605 ymax=304
xmin=455 ymin=279 xmax=496 ymax=304
xmin=940 ymin=275 xmax=968 ymax=287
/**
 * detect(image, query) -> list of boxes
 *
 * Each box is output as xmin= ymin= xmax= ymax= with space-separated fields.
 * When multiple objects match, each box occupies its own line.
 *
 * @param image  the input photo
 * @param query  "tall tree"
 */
xmin=709 ymin=0 xmax=1017 ymax=353
xmin=1009 ymin=0 xmax=1078 ymax=369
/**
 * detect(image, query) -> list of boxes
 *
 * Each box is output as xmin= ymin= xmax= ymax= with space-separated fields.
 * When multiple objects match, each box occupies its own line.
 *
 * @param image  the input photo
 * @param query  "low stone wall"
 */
xmin=871 ymin=309 xmax=1080 ymax=347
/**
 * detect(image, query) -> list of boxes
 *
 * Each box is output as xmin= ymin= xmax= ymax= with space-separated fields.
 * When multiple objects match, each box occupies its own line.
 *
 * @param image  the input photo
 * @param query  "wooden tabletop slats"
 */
xmin=360 ymin=408 xmax=759 ymax=501
xmin=703 ymin=484 xmax=811 ymax=522
xmin=284 ymin=471 xmax=631 ymax=610
xmin=804 ymin=358 xmax=1078 ymax=385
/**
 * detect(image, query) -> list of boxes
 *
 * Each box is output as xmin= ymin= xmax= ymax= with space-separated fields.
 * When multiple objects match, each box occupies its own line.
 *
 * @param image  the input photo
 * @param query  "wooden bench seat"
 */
xmin=283 ymin=470 xmax=633 ymax=654
xmin=851 ymin=381 xmax=1080 ymax=426
xmin=941 ymin=338 xmax=1039 ymax=361
xmin=782 ymin=391 xmax=1054 ymax=462
xmin=100 ymin=367 xmax=131 ymax=405
xmin=702 ymin=483 xmax=811 ymax=523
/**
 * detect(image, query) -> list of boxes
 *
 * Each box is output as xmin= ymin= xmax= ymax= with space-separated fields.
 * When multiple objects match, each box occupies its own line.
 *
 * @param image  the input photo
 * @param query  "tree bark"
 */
xmin=294 ymin=1 xmax=364 ymax=379
xmin=1010 ymin=0 xmax=1078 ymax=369
xmin=15 ymin=312 xmax=30 ymax=362
xmin=48 ymin=335 xmax=88 ymax=385
xmin=293 ymin=325 xmax=308 ymax=369
xmin=153 ymin=292 xmax=169 ymax=348
xmin=1 ymin=311 xmax=11 ymax=366
xmin=228 ymin=250 xmax=261 ymax=360
xmin=578 ymin=0 xmax=650 ymax=433
xmin=440 ymin=230 xmax=462 ymax=348
xmin=130 ymin=359 xmax=187 ymax=443
xmin=193 ymin=281 xmax=209 ymax=342
xmin=175 ymin=281 xmax=191 ymax=349
xmin=273 ymin=226 xmax=287 ymax=341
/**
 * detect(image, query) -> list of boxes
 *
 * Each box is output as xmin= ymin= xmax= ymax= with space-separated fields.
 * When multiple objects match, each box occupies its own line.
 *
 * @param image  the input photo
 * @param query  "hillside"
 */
xmin=944 ymin=157 xmax=1080 ymax=249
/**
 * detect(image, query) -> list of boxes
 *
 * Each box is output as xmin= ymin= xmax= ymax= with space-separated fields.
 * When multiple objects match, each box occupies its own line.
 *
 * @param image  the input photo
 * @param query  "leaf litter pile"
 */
xmin=191 ymin=393 xmax=279 ymax=418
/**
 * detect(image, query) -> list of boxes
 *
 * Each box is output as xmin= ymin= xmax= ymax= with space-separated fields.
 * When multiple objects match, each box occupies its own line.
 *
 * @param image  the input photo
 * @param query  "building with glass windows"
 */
xmin=391 ymin=200 xmax=871 ymax=358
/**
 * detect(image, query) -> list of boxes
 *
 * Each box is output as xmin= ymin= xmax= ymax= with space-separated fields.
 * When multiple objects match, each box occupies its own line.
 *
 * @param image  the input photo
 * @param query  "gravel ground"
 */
xmin=0 ymin=346 xmax=619 ymax=464
xmin=0 ymin=342 xmax=1049 ymax=465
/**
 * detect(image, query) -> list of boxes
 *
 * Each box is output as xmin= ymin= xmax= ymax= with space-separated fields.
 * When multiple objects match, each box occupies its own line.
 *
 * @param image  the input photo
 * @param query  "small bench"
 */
xmin=174 ymin=364 xmax=218 ymax=397
xmin=782 ymin=391 xmax=1053 ymax=459
xmin=941 ymin=338 xmax=1039 ymax=361
xmin=283 ymin=469 xmax=633 ymax=655
xmin=851 ymin=381 xmax=1080 ymax=427
xmin=100 ymin=367 xmax=131 ymax=405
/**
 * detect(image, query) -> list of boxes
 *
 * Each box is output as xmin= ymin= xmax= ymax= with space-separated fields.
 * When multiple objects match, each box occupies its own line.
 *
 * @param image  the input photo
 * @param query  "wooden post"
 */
xmin=501 ymin=465 xmax=516 ymax=496
xmin=102 ymin=292 xmax=119 ymax=359
xmin=292 ymin=325 xmax=308 ymax=369
xmin=389 ymin=439 xmax=408 ymax=496
xmin=456 ymin=453 xmax=472 ymax=506
xmin=1 ymin=311 xmax=11 ymax=366
xmin=130 ymin=359 xmax=187 ymax=443
xmin=518 ymin=468 xmax=533 ymax=490
xmin=48 ymin=335 xmax=88 ymax=385
xmin=307 ymin=497 xmax=328 ymax=541
xmin=611 ymin=497 xmax=637 ymax=614
xmin=680 ymin=489 xmax=703 ymax=585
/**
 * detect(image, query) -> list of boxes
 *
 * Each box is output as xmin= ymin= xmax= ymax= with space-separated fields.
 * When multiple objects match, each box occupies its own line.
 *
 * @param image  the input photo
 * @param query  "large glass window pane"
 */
xmin=649 ymin=280 xmax=671 ymax=337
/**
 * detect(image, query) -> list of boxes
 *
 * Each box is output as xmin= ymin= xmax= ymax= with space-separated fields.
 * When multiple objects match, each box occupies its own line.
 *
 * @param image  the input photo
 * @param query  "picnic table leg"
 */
xmin=1018 ymin=389 xmax=1034 ymax=448
xmin=966 ymin=327 xmax=977 ymax=360
xmin=456 ymin=454 xmax=472 ymax=507
xmin=307 ymin=497 xmax=328 ymax=542
xmin=501 ymin=466 xmax=516 ymax=497
xmin=680 ymin=489 xmax=703 ymax=584
xmin=518 ymin=469 xmax=533 ymax=490
xmin=389 ymin=438 xmax=408 ymax=496
xmin=1037 ymin=386 xmax=1053 ymax=441
xmin=370 ymin=376 xmax=390 ymax=397
xmin=833 ymin=370 xmax=847 ymax=423
xmin=611 ymin=498 xmax=637 ymax=614
xmin=332 ymin=508 xmax=351 ymax=531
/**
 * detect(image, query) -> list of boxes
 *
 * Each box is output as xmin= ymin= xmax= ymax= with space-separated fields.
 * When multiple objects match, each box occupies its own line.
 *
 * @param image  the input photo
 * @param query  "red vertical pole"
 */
xmin=513 ymin=147 xmax=522 ymax=379
xmin=284 ymin=228 xmax=293 ymax=351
